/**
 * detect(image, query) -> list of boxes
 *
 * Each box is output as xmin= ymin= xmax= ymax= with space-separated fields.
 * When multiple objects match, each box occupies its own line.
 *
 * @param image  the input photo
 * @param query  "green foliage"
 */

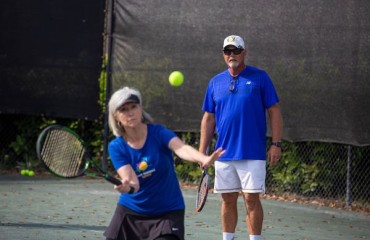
xmin=272 ymin=142 xmax=322 ymax=195
xmin=173 ymin=132 xmax=202 ymax=183
xmin=98 ymin=55 xmax=108 ymax=112
xmin=269 ymin=141 xmax=349 ymax=197
xmin=1 ymin=116 xmax=56 ymax=170
xmin=270 ymin=143 xmax=305 ymax=192
xmin=88 ymin=54 xmax=109 ymax=163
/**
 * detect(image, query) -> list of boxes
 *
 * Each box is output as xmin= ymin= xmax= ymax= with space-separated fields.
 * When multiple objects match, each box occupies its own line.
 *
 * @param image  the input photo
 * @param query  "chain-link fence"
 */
xmin=265 ymin=141 xmax=369 ymax=210
xmin=1 ymin=114 xmax=369 ymax=211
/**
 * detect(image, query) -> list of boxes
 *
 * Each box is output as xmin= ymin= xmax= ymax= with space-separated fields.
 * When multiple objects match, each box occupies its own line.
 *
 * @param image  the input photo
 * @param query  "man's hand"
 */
xmin=268 ymin=146 xmax=281 ymax=166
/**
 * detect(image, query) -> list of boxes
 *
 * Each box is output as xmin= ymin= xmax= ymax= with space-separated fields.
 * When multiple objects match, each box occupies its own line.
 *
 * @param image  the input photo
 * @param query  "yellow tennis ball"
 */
xmin=139 ymin=161 xmax=148 ymax=171
xmin=20 ymin=169 xmax=28 ymax=176
xmin=169 ymin=71 xmax=184 ymax=87
xmin=27 ymin=170 xmax=35 ymax=177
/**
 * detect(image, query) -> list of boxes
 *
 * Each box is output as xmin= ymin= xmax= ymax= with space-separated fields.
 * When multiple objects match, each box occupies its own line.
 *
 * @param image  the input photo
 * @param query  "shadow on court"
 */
xmin=0 ymin=176 xmax=369 ymax=240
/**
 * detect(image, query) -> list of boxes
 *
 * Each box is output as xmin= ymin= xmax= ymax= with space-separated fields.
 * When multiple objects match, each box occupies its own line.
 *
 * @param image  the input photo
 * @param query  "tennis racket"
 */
xmin=195 ymin=168 xmax=210 ymax=212
xmin=36 ymin=125 xmax=121 ymax=185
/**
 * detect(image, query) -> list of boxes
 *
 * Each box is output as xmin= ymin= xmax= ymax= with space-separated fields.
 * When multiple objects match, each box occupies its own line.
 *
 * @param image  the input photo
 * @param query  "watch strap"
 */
xmin=271 ymin=142 xmax=282 ymax=148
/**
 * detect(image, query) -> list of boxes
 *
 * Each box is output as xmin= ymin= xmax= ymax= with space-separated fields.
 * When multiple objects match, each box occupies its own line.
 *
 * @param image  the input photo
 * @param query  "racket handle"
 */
xmin=105 ymin=175 xmax=122 ymax=185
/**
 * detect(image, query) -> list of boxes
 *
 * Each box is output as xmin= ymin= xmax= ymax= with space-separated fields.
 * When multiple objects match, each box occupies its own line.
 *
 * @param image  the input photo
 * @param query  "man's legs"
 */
xmin=216 ymin=160 xmax=265 ymax=239
xmin=221 ymin=192 xmax=239 ymax=239
xmin=221 ymin=192 xmax=239 ymax=232
xmin=238 ymin=160 xmax=266 ymax=239
xmin=243 ymin=193 xmax=263 ymax=235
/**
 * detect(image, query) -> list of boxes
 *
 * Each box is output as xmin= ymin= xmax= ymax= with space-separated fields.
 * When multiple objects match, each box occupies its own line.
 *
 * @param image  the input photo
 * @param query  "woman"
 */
xmin=104 ymin=87 xmax=225 ymax=240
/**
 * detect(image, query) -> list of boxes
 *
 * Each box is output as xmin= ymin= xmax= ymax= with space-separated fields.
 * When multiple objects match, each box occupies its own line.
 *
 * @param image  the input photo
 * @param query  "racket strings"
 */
xmin=197 ymin=174 xmax=209 ymax=208
xmin=41 ymin=129 xmax=86 ymax=177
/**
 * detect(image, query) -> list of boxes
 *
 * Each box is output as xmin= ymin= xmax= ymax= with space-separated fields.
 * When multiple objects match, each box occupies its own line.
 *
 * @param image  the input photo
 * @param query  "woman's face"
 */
xmin=115 ymin=102 xmax=142 ymax=128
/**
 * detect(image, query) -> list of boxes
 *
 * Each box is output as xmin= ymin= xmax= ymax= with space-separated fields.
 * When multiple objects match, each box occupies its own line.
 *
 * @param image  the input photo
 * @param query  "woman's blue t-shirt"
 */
xmin=108 ymin=124 xmax=185 ymax=215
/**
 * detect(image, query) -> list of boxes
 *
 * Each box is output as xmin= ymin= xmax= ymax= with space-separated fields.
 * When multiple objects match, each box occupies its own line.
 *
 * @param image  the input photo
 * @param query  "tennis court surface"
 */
xmin=0 ymin=176 xmax=369 ymax=240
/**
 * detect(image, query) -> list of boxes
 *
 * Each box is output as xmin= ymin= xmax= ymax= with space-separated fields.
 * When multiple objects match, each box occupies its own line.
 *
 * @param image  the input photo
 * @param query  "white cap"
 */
xmin=112 ymin=87 xmax=142 ymax=112
xmin=223 ymin=35 xmax=245 ymax=49
xmin=109 ymin=86 xmax=153 ymax=123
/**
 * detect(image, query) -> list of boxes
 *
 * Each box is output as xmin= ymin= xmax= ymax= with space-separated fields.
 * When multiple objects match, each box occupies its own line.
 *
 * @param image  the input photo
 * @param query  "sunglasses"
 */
xmin=223 ymin=48 xmax=243 ymax=56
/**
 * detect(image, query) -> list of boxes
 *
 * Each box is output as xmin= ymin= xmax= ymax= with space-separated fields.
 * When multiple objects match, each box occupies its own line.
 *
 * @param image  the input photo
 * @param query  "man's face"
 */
xmin=223 ymin=46 xmax=246 ymax=69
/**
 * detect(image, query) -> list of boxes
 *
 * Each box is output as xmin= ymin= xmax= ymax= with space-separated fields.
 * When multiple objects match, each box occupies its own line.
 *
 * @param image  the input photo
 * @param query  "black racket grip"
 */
xmin=104 ymin=175 xmax=122 ymax=185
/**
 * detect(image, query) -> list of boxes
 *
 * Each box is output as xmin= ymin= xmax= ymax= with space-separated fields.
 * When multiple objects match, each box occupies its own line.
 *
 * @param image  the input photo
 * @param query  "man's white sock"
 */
xmin=223 ymin=232 xmax=235 ymax=240
xmin=249 ymin=235 xmax=262 ymax=240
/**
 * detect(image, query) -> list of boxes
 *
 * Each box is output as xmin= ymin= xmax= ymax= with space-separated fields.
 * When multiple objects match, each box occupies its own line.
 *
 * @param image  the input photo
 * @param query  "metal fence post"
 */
xmin=345 ymin=145 xmax=352 ymax=208
xmin=102 ymin=0 xmax=114 ymax=171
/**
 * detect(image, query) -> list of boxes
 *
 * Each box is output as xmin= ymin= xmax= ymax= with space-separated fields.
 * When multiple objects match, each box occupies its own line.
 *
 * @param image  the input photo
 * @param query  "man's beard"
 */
xmin=228 ymin=61 xmax=239 ymax=69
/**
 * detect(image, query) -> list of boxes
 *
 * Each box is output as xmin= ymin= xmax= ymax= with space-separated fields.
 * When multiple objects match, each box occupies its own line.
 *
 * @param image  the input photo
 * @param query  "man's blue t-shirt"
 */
xmin=202 ymin=66 xmax=279 ymax=161
xmin=108 ymin=124 xmax=185 ymax=215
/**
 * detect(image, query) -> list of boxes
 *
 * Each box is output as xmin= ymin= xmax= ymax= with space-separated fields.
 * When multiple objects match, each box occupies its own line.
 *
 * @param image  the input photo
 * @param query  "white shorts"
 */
xmin=214 ymin=160 xmax=266 ymax=194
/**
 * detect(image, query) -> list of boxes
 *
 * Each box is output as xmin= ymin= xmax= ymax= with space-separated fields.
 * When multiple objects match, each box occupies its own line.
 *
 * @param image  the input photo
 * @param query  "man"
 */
xmin=199 ymin=35 xmax=283 ymax=240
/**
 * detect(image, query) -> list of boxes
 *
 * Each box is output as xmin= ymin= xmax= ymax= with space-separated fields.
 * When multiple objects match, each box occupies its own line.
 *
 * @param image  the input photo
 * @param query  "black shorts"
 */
xmin=104 ymin=204 xmax=185 ymax=240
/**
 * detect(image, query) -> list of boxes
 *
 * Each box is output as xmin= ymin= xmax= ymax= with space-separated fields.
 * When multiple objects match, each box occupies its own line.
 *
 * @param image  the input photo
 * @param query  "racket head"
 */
xmin=195 ymin=168 xmax=210 ymax=212
xmin=36 ymin=125 xmax=89 ymax=178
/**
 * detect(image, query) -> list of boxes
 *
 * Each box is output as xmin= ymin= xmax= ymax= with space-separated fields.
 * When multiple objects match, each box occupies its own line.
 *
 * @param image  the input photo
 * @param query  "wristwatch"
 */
xmin=271 ymin=142 xmax=282 ymax=148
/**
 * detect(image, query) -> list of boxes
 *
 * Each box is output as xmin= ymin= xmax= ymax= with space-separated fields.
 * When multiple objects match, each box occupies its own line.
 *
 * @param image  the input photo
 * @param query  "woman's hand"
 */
xmin=114 ymin=179 xmax=136 ymax=194
xmin=113 ymin=165 xmax=139 ymax=194
xmin=113 ymin=179 xmax=134 ymax=194
xmin=200 ymin=147 xmax=225 ymax=168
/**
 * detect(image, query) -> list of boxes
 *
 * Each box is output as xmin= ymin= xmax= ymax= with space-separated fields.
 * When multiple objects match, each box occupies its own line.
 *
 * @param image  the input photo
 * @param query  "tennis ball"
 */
xmin=169 ymin=71 xmax=184 ymax=87
xmin=20 ymin=169 xmax=28 ymax=176
xmin=27 ymin=170 xmax=35 ymax=177
xmin=138 ymin=161 xmax=148 ymax=171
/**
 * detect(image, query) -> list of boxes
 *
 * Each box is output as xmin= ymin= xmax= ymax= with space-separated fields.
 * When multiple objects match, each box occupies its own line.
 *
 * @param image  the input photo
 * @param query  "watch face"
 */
xmin=273 ymin=142 xmax=282 ymax=147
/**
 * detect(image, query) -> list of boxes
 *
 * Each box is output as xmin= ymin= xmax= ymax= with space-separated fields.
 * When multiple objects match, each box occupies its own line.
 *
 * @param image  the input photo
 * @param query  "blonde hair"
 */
xmin=108 ymin=87 xmax=153 ymax=136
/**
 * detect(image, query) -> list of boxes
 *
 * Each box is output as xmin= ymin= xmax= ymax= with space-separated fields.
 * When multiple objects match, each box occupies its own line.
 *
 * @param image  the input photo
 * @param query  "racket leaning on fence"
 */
xmin=36 ymin=125 xmax=121 ymax=185
xmin=195 ymin=168 xmax=210 ymax=212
